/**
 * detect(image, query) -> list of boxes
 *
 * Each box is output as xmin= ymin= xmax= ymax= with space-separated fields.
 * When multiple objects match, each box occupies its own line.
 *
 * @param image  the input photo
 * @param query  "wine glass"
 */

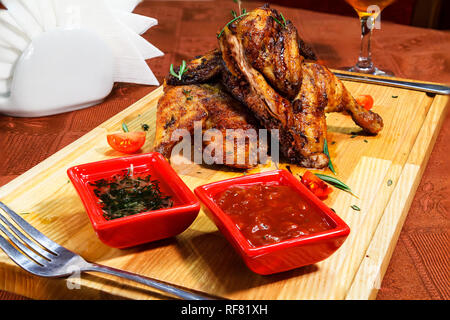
xmin=343 ymin=0 xmax=396 ymax=76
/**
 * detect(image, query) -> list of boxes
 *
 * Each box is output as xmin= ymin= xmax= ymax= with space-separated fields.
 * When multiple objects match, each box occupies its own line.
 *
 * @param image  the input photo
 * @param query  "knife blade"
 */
xmin=333 ymin=71 xmax=450 ymax=95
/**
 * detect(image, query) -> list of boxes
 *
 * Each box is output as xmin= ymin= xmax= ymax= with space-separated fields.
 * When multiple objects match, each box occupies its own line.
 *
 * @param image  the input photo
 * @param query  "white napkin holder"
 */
xmin=0 ymin=0 xmax=163 ymax=117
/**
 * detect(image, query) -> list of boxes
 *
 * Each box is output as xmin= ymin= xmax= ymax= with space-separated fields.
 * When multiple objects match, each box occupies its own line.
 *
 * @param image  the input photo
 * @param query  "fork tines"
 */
xmin=0 ymin=202 xmax=57 ymax=266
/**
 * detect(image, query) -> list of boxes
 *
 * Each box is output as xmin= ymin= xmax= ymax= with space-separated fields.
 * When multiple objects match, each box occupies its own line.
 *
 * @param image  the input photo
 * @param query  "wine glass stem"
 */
xmin=356 ymin=16 xmax=375 ymax=72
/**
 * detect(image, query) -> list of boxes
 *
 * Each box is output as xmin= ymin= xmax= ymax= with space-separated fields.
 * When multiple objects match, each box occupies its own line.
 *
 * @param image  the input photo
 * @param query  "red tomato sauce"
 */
xmin=214 ymin=183 xmax=333 ymax=247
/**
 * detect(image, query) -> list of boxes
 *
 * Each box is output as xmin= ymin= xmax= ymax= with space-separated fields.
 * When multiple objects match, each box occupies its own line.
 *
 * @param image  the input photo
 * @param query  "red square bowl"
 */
xmin=67 ymin=152 xmax=200 ymax=248
xmin=194 ymin=170 xmax=350 ymax=275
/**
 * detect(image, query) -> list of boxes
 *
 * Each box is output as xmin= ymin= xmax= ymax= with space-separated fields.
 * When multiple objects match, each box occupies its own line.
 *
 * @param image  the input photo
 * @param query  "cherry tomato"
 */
xmin=107 ymin=131 xmax=146 ymax=154
xmin=301 ymin=170 xmax=333 ymax=199
xmin=356 ymin=94 xmax=374 ymax=111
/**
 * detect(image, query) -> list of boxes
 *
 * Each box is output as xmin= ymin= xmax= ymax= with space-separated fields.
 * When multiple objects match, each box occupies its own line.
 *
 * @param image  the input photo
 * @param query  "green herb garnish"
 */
xmin=392 ymin=95 xmax=398 ymax=98
xmin=314 ymin=173 xmax=356 ymax=197
xmin=232 ymin=7 xmax=246 ymax=17
xmin=324 ymin=139 xmax=336 ymax=175
xmin=280 ymin=12 xmax=287 ymax=26
xmin=182 ymin=89 xmax=193 ymax=101
xmin=170 ymin=60 xmax=187 ymax=81
xmin=217 ymin=12 xmax=250 ymax=38
xmin=387 ymin=179 xmax=393 ymax=186
xmin=90 ymin=171 xmax=173 ymax=220
xmin=141 ymin=124 xmax=149 ymax=131
xmin=272 ymin=12 xmax=287 ymax=28
xmin=122 ymin=122 xmax=129 ymax=133
xmin=351 ymin=205 xmax=361 ymax=211
xmin=364 ymin=139 xmax=368 ymax=143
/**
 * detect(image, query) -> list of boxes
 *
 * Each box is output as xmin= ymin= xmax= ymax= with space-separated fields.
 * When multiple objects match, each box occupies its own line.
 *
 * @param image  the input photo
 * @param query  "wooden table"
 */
xmin=0 ymin=0 xmax=449 ymax=300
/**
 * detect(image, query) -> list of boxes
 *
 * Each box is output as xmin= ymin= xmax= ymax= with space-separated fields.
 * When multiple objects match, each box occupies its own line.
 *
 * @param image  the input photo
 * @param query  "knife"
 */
xmin=333 ymin=71 xmax=450 ymax=95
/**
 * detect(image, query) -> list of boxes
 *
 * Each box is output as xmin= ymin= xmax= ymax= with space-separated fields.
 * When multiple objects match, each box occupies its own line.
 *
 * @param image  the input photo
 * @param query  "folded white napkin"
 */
xmin=0 ymin=10 xmax=30 ymax=51
xmin=0 ymin=45 xmax=20 ymax=63
xmin=0 ymin=0 xmax=163 ymax=87
xmin=2 ymin=0 xmax=43 ymax=39
xmin=113 ymin=10 xmax=157 ymax=35
xmin=0 ymin=78 xmax=11 ymax=95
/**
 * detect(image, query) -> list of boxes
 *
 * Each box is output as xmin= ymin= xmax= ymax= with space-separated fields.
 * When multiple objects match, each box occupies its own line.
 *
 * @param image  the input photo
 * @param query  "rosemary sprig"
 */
xmin=272 ymin=12 xmax=287 ymax=28
xmin=170 ymin=60 xmax=187 ymax=80
xmin=280 ymin=12 xmax=287 ymax=26
xmin=324 ymin=139 xmax=336 ymax=175
xmin=231 ymin=7 xmax=246 ymax=17
xmin=217 ymin=12 xmax=249 ymax=38
xmin=314 ymin=173 xmax=357 ymax=197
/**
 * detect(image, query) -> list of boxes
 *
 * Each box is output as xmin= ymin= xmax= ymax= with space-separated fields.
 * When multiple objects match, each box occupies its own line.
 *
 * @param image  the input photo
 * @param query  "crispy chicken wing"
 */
xmin=154 ymin=84 xmax=209 ymax=157
xmin=233 ymin=7 xmax=304 ymax=100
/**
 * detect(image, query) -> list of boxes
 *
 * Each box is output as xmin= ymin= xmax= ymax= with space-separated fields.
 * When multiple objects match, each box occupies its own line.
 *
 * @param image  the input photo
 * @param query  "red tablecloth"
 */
xmin=0 ymin=0 xmax=449 ymax=300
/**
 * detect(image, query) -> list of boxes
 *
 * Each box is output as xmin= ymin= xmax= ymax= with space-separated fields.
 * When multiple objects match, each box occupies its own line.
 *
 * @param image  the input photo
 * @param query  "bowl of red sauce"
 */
xmin=67 ymin=152 xmax=200 ymax=248
xmin=194 ymin=170 xmax=350 ymax=275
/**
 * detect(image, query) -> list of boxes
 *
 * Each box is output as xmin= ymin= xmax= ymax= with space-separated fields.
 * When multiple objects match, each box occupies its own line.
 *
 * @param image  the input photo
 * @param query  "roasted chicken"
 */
xmin=157 ymin=4 xmax=383 ymax=169
xmin=154 ymin=83 xmax=262 ymax=169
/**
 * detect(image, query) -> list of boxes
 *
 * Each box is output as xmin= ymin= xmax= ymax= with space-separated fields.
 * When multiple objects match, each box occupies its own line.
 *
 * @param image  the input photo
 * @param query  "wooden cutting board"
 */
xmin=0 ymin=75 xmax=448 ymax=300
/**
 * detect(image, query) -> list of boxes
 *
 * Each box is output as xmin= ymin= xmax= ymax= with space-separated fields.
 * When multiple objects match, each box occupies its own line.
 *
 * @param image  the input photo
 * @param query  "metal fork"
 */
xmin=0 ymin=201 xmax=211 ymax=300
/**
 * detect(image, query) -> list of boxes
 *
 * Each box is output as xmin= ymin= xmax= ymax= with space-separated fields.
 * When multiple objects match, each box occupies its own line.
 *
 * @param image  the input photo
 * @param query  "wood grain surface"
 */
xmin=1 ymin=0 xmax=449 ymax=300
xmin=0 ymin=78 xmax=447 ymax=299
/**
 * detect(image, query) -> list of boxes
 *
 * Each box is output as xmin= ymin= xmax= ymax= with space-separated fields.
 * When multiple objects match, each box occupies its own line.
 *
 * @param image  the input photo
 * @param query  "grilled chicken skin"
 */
xmin=219 ymin=27 xmax=329 ymax=168
xmin=219 ymin=5 xmax=382 ymax=167
xmin=219 ymin=7 xmax=332 ymax=167
xmin=154 ymin=83 xmax=208 ymax=158
xmin=154 ymin=83 xmax=261 ymax=169
xmin=166 ymin=49 xmax=223 ymax=86
xmin=233 ymin=8 xmax=304 ymax=100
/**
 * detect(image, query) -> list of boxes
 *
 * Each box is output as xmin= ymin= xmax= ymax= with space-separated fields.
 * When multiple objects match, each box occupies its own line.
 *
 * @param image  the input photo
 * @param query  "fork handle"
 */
xmin=84 ymin=263 xmax=212 ymax=300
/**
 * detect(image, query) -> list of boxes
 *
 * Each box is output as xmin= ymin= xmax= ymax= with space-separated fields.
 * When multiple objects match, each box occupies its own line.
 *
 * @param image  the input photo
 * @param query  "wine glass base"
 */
xmin=340 ymin=65 xmax=394 ymax=77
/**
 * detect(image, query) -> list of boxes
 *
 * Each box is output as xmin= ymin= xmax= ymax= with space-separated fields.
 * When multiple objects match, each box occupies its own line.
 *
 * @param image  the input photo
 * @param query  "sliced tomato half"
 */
xmin=107 ymin=132 xmax=146 ymax=154
xmin=356 ymin=94 xmax=374 ymax=111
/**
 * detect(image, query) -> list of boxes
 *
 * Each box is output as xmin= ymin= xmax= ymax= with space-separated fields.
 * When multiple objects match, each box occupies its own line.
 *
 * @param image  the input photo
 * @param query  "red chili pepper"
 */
xmin=301 ymin=170 xmax=333 ymax=199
